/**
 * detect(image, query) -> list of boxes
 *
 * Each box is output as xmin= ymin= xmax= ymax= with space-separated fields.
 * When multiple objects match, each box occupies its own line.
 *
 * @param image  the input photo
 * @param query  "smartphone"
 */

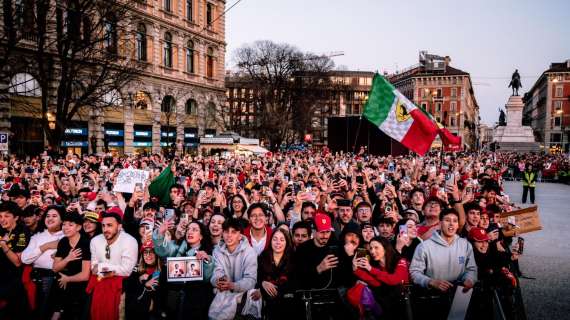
xmin=32 ymin=190 xmax=41 ymax=197
xmin=385 ymin=206 xmax=392 ymax=213
xmin=135 ymin=182 xmax=143 ymax=193
xmin=356 ymin=176 xmax=364 ymax=184
xmin=356 ymin=248 xmax=370 ymax=261
xmin=445 ymin=172 xmax=455 ymax=187
xmin=399 ymin=225 xmax=408 ymax=236
xmin=165 ymin=209 xmax=175 ymax=221
xmin=465 ymin=186 xmax=472 ymax=194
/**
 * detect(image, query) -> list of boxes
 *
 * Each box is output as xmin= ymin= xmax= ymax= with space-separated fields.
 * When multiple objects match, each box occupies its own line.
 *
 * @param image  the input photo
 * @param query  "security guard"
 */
xmin=522 ymin=163 xmax=537 ymax=204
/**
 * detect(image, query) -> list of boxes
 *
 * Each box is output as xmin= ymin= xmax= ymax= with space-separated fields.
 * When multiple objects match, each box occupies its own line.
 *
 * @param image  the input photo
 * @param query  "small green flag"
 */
xmin=148 ymin=165 xmax=175 ymax=205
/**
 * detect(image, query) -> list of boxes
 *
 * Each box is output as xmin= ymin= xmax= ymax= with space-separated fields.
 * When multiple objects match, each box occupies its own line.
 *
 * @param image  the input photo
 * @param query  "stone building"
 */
xmin=387 ymin=51 xmax=480 ymax=149
xmin=1 ymin=0 xmax=226 ymax=155
xmin=225 ymin=70 xmax=374 ymax=147
xmin=523 ymin=59 xmax=570 ymax=153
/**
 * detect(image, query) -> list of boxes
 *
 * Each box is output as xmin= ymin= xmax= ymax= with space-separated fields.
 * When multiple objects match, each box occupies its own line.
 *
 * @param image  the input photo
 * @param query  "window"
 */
xmin=451 ymin=88 xmax=457 ymax=98
xmin=164 ymin=0 xmax=171 ymax=12
xmin=164 ymin=32 xmax=173 ymax=68
xmin=450 ymin=101 xmax=456 ymax=111
xmin=555 ymin=86 xmax=563 ymax=97
xmin=435 ymin=102 xmax=441 ymax=112
xmin=551 ymin=133 xmax=561 ymax=142
xmin=420 ymin=102 xmax=427 ymax=111
xmin=186 ymin=40 xmax=194 ymax=73
xmin=185 ymin=99 xmax=196 ymax=115
xmin=206 ymin=2 xmax=213 ymax=27
xmin=422 ymin=89 xmax=428 ymax=98
xmin=436 ymin=88 xmax=443 ymax=98
xmin=136 ymin=23 xmax=147 ymax=61
xmin=161 ymin=96 xmax=174 ymax=113
xmin=186 ymin=0 xmax=193 ymax=21
xmin=206 ymin=47 xmax=214 ymax=78
xmin=450 ymin=117 xmax=456 ymax=127
xmin=554 ymin=117 xmax=561 ymax=127
xmin=9 ymin=73 xmax=41 ymax=97
xmin=104 ymin=15 xmax=117 ymax=53
xmin=555 ymin=101 xmax=563 ymax=111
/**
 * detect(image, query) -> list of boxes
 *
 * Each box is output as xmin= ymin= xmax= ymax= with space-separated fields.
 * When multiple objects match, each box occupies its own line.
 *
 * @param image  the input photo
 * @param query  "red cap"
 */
xmin=468 ymin=227 xmax=490 ymax=242
xmin=86 ymin=192 xmax=98 ymax=201
xmin=314 ymin=213 xmax=334 ymax=232
xmin=106 ymin=206 xmax=124 ymax=219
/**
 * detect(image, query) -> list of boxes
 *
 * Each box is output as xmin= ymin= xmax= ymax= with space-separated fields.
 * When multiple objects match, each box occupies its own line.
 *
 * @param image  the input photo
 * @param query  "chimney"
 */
xmin=444 ymin=56 xmax=451 ymax=68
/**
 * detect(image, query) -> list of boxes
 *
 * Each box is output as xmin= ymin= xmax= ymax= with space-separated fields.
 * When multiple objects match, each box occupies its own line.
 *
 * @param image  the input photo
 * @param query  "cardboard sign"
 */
xmin=498 ymin=205 xmax=542 ymax=237
xmin=113 ymin=169 xmax=149 ymax=193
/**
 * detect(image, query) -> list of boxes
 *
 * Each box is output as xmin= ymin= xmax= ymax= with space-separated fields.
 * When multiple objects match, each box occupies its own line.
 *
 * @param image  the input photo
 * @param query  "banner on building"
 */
xmin=113 ymin=169 xmax=150 ymax=193
xmin=498 ymin=205 xmax=542 ymax=237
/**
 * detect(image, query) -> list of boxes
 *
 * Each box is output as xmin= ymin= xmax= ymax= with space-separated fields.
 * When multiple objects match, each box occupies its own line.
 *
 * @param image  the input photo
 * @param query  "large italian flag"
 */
xmin=363 ymin=74 xmax=439 ymax=155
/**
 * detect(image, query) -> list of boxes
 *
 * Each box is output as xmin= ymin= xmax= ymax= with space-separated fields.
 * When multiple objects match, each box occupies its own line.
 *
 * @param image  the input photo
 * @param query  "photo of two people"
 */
xmin=166 ymin=257 xmax=203 ymax=282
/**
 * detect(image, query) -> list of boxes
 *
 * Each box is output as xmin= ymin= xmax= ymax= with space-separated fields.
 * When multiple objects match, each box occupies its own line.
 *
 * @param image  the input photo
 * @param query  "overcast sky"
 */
xmin=225 ymin=0 xmax=570 ymax=125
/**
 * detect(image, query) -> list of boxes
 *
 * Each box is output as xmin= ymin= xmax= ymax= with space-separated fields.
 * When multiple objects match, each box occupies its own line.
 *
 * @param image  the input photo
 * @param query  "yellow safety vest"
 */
xmin=523 ymin=171 xmax=536 ymax=187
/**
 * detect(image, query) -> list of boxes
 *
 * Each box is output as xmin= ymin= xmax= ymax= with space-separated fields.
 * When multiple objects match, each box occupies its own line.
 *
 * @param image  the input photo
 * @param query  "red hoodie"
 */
xmin=354 ymin=258 xmax=409 ymax=287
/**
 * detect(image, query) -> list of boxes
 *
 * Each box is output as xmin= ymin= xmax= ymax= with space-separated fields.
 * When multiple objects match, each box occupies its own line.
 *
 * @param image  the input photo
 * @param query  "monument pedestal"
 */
xmin=494 ymin=96 xmax=540 ymax=152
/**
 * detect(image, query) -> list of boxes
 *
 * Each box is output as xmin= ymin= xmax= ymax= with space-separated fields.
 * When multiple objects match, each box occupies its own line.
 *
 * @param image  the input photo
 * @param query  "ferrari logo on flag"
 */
xmin=395 ymin=101 xmax=411 ymax=122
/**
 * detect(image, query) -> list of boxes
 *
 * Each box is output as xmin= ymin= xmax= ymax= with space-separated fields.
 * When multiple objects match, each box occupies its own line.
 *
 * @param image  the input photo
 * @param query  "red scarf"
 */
xmin=86 ymin=275 xmax=125 ymax=320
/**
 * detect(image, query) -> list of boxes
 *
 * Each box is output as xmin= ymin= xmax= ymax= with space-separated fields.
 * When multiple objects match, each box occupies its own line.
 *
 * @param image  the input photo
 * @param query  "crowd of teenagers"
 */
xmin=0 ymin=149 xmax=534 ymax=320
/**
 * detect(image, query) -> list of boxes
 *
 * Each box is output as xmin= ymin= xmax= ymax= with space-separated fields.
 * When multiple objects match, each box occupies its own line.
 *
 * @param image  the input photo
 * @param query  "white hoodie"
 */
xmin=409 ymin=231 xmax=477 ymax=288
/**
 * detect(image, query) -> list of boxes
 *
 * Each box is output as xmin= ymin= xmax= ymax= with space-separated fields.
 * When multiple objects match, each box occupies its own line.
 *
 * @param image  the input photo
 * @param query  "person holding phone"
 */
xmin=392 ymin=218 xmax=421 ymax=263
xmin=352 ymin=237 xmax=409 ymax=319
xmin=124 ymin=241 xmax=162 ymax=320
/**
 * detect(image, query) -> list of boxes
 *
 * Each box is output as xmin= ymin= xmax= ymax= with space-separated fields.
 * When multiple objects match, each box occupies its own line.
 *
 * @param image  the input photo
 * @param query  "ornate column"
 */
xmin=152 ymin=94 xmax=162 ymax=155
xmin=176 ymin=99 xmax=185 ymax=155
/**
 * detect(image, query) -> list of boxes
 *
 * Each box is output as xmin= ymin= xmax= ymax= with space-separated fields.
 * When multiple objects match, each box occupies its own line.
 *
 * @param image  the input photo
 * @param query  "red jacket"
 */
xmin=86 ymin=275 xmax=125 ymax=320
xmin=354 ymin=258 xmax=409 ymax=287
xmin=244 ymin=225 xmax=273 ymax=251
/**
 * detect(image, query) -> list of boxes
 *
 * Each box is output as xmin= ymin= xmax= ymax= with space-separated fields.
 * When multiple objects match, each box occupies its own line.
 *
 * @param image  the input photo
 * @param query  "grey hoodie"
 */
xmin=210 ymin=235 xmax=258 ymax=293
xmin=409 ymin=231 xmax=477 ymax=288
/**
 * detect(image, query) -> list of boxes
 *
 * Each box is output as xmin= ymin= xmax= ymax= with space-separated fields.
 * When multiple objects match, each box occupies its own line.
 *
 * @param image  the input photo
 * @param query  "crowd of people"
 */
xmin=0 ymin=148 xmax=535 ymax=320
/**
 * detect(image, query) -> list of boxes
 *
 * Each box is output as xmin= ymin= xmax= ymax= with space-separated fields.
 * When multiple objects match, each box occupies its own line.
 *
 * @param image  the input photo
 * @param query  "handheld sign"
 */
xmin=498 ymin=205 xmax=542 ymax=237
xmin=113 ymin=169 xmax=149 ymax=193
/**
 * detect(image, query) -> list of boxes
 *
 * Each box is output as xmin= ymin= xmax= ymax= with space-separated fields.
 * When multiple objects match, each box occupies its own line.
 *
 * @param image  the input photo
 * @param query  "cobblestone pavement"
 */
xmin=502 ymin=181 xmax=570 ymax=320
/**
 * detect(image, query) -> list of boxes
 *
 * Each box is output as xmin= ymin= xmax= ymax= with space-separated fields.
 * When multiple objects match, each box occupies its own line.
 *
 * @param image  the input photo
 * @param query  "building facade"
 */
xmin=523 ymin=59 xmax=570 ymax=153
xmin=478 ymin=123 xmax=494 ymax=150
xmin=225 ymin=70 xmax=374 ymax=147
xmin=2 ymin=0 xmax=226 ymax=155
xmin=387 ymin=51 xmax=480 ymax=149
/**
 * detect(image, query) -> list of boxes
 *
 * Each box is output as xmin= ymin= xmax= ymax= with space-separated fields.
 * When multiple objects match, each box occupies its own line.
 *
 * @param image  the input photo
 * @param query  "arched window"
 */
xmin=9 ymin=73 xmax=41 ymax=97
xmin=185 ymin=99 xmax=196 ymax=115
xmin=164 ymin=32 xmax=172 ymax=68
xmin=206 ymin=2 xmax=213 ymax=26
xmin=134 ymin=91 xmax=151 ymax=110
xmin=104 ymin=15 xmax=117 ymax=53
xmin=136 ymin=23 xmax=147 ymax=61
xmin=206 ymin=47 xmax=214 ymax=78
xmin=186 ymin=0 xmax=193 ymax=21
xmin=161 ymin=96 xmax=175 ymax=113
xmin=186 ymin=40 xmax=194 ymax=73
xmin=164 ymin=0 xmax=171 ymax=12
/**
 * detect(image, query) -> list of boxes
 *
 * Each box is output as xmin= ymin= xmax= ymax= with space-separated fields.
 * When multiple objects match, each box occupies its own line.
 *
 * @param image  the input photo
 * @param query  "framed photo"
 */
xmin=166 ymin=257 xmax=203 ymax=282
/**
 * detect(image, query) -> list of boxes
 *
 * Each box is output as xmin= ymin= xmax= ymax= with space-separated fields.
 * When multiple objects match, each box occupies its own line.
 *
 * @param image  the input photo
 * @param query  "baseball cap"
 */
xmin=83 ymin=211 xmax=101 ymax=223
xmin=106 ymin=206 xmax=124 ymax=219
xmin=314 ymin=213 xmax=334 ymax=232
xmin=140 ymin=240 xmax=154 ymax=253
xmin=468 ymin=227 xmax=490 ymax=242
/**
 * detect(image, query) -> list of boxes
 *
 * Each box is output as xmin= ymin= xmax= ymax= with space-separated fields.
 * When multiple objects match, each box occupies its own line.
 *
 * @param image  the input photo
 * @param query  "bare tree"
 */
xmin=231 ymin=40 xmax=337 ymax=150
xmin=1 ymin=0 xmax=140 ymax=152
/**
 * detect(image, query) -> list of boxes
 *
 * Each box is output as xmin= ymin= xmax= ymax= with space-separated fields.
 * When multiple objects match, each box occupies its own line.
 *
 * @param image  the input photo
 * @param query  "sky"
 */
xmin=224 ymin=0 xmax=570 ymax=125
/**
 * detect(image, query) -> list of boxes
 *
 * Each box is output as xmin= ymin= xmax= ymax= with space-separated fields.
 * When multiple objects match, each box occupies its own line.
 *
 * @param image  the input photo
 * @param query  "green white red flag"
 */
xmin=363 ymin=74 xmax=439 ymax=155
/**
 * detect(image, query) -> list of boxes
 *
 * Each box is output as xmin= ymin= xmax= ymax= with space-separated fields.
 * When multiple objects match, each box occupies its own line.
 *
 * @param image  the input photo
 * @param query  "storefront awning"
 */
xmin=237 ymin=144 xmax=269 ymax=155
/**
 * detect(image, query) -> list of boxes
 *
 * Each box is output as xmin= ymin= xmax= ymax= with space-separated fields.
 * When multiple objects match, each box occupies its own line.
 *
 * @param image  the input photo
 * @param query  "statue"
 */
xmin=508 ymin=69 xmax=522 ymax=96
xmin=498 ymin=109 xmax=506 ymax=126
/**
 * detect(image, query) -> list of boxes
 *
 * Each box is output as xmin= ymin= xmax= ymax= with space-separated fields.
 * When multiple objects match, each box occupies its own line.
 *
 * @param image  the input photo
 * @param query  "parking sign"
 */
xmin=0 ymin=132 xmax=8 ymax=151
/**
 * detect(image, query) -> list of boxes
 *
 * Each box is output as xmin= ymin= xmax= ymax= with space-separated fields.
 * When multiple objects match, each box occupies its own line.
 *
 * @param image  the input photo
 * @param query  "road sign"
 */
xmin=0 ymin=133 xmax=8 ymax=151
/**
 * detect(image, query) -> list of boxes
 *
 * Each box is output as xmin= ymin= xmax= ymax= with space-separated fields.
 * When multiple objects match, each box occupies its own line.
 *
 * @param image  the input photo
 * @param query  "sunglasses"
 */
xmin=105 ymin=244 xmax=111 ymax=260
